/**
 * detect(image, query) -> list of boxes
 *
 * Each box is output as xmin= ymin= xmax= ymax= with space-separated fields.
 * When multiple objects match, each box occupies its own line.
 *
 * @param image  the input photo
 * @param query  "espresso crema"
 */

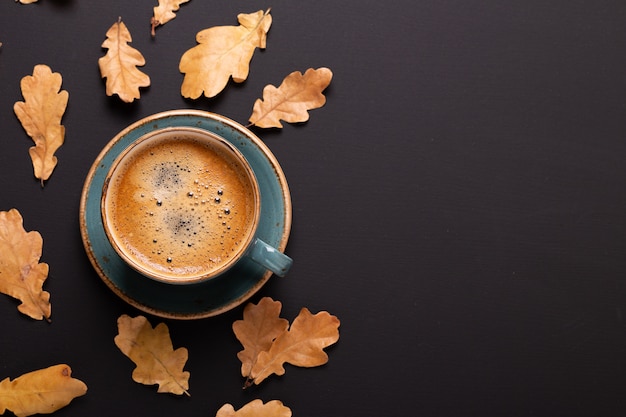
xmin=103 ymin=131 xmax=257 ymax=281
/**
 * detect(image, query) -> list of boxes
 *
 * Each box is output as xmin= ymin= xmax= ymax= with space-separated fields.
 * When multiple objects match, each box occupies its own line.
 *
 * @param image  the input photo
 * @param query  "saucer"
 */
xmin=79 ymin=110 xmax=292 ymax=319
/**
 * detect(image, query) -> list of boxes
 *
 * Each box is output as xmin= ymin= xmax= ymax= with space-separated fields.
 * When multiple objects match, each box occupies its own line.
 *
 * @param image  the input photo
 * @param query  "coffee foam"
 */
xmin=104 ymin=132 xmax=257 ymax=280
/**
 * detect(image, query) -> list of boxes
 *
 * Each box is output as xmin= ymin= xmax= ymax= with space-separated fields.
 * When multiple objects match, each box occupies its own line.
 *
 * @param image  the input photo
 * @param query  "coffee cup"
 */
xmin=100 ymin=126 xmax=292 ymax=285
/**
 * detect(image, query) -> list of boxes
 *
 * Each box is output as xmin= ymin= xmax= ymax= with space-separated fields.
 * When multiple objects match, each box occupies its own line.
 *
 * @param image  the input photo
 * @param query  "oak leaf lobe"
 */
xmin=216 ymin=399 xmax=292 ymax=417
xmin=151 ymin=0 xmax=190 ymax=36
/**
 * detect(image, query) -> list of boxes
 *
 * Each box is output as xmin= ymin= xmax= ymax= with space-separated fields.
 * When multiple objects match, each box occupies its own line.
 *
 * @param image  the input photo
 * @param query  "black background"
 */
xmin=1 ymin=1 xmax=626 ymax=416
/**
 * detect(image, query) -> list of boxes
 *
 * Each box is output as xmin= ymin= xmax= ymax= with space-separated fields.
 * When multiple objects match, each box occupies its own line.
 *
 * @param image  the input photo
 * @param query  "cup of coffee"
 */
xmin=100 ymin=126 xmax=292 ymax=285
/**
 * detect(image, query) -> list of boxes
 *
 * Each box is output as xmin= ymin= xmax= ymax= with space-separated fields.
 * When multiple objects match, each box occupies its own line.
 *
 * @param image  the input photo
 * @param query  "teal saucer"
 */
xmin=79 ymin=110 xmax=292 ymax=319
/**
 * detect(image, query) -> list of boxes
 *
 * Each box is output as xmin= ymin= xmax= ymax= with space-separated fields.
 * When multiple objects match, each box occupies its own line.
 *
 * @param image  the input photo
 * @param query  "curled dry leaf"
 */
xmin=233 ymin=297 xmax=289 ymax=379
xmin=216 ymin=399 xmax=292 ymax=417
xmin=151 ymin=0 xmax=191 ymax=37
xmin=249 ymin=307 xmax=340 ymax=385
xmin=98 ymin=18 xmax=151 ymax=103
xmin=0 ymin=208 xmax=51 ymax=321
xmin=13 ymin=64 xmax=68 ymax=186
xmin=249 ymin=67 xmax=333 ymax=128
xmin=114 ymin=314 xmax=190 ymax=396
xmin=0 ymin=364 xmax=87 ymax=417
xmin=234 ymin=297 xmax=341 ymax=387
xmin=179 ymin=9 xmax=272 ymax=99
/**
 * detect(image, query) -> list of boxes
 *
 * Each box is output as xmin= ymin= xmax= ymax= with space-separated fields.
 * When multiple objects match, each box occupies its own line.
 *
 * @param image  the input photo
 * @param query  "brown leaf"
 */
xmin=233 ymin=297 xmax=289 ymax=379
xmin=249 ymin=67 xmax=332 ymax=128
xmin=0 ymin=208 xmax=51 ymax=321
xmin=151 ymin=0 xmax=191 ymax=36
xmin=0 ymin=364 xmax=87 ymax=417
xmin=13 ymin=64 xmax=68 ymax=186
xmin=114 ymin=314 xmax=190 ymax=395
xmin=249 ymin=307 xmax=340 ymax=386
xmin=216 ymin=399 xmax=291 ymax=417
xmin=98 ymin=18 xmax=150 ymax=103
xmin=179 ymin=9 xmax=272 ymax=99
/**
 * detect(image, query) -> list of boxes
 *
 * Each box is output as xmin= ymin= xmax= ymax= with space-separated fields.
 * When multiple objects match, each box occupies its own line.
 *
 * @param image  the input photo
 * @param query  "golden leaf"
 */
xmin=151 ymin=0 xmax=190 ymax=37
xmin=13 ymin=64 xmax=68 ymax=186
xmin=0 ymin=208 xmax=51 ymax=321
xmin=179 ymin=9 xmax=272 ymax=99
xmin=233 ymin=297 xmax=289 ymax=379
xmin=114 ymin=314 xmax=190 ymax=396
xmin=249 ymin=67 xmax=333 ymax=128
xmin=249 ymin=307 xmax=340 ymax=386
xmin=0 ymin=364 xmax=87 ymax=417
xmin=98 ymin=18 xmax=150 ymax=103
xmin=17 ymin=0 xmax=38 ymax=4
xmin=216 ymin=399 xmax=291 ymax=417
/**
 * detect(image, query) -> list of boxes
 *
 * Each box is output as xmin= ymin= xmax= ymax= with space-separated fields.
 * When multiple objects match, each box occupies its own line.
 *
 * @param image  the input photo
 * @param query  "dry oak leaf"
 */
xmin=114 ymin=314 xmax=190 ymax=396
xmin=151 ymin=0 xmax=191 ymax=37
xmin=248 ymin=307 xmax=340 ymax=386
xmin=0 ymin=364 xmax=87 ymax=417
xmin=0 ymin=208 xmax=51 ymax=321
xmin=249 ymin=67 xmax=333 ymax=128
xmin=179 ymin=9 xmax=272 ymax=99
xmin=233 ymin=297 xmax=289 ymax=379
xmin=216 ymin=399 xmax=292 ymax=417
xmin=13 ymin=64 xmax=68 ymax=187
xmin=98 ymin=18 xmax=151 ymax=103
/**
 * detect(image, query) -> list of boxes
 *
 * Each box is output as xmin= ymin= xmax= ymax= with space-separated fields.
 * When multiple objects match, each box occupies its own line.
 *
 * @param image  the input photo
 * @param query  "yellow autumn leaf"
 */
xmin=179 ymin=9 xmax=272 ymax=99
xmin=249 ymin=67 xmax=333 ymax=128
xmin=98 ymin=18 xmax=150 ymax=103
xmin=114 ymin=314 xmax=190 ymax=396
xmin=13 ymin=64 xmax=68 ymax=186
xmin=17 ymin=0 xmax=38 ymax=4
xmin=216 ymin=399 xmax=292 ymax=417
xmin=151 ymin=0 xmax=190 ymax=36
xmin=249 ymin=307 xmax=340 ymax=386
xmin=233 ymin=297 xmax=289 ymax=379
xmin=0 ymin=364 xmax=87 ymax=417
xmin=0 ymin=208 xmax=51 ymax=321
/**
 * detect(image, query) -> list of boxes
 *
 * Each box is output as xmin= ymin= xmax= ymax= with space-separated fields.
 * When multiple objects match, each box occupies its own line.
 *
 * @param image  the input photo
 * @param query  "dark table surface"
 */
xmin=2 ymin=1 xmax=626 ymax=416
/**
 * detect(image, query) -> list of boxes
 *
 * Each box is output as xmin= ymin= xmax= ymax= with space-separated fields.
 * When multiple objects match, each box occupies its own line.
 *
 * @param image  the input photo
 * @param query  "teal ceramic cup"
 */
xmin=100 ymin=126 xmax=292 ymax=285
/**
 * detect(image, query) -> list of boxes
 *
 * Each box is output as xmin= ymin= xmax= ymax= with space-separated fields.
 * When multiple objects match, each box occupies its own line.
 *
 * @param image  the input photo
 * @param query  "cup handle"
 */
xmin=246 ymin=238 xmax=293 ymax=277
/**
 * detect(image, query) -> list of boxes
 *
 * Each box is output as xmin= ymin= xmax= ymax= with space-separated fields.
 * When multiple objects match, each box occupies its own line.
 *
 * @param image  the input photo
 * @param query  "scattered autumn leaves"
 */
xmin=111 ymin=299 xmax=339 ymax=395
xmin=4 ymin=1 xmax=337 ymax=415
xmin=10 ymin=6 xmax=331 ymax=184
